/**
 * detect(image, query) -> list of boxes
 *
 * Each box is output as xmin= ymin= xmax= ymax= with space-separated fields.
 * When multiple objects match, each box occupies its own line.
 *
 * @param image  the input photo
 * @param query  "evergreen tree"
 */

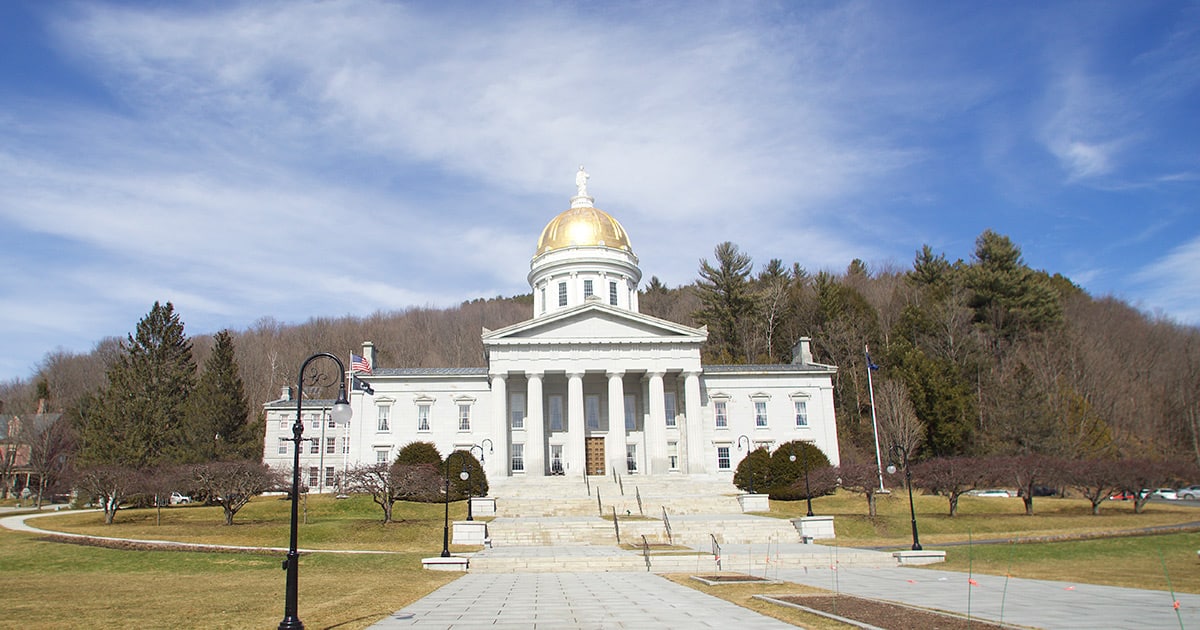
xmin=964 ymin=230 xmax=1063 ymax=346
xmin=184 ymin=330 xmax=254 ymax=462
xmin=694 ymin=242 xmax=756 ymax=362
xmin=78 ymin=302 xmax=196 ymax=469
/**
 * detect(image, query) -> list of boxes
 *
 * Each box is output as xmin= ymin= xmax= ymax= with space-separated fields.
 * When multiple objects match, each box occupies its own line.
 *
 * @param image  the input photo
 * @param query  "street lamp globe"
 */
xmin=886 ymin=464 xmax=897 ymax=474
xmin=330 ymin=398 xmax=352 ymax=424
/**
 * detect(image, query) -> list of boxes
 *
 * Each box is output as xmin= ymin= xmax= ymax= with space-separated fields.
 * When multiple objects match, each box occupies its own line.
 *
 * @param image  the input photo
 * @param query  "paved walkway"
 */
xmin=777 ymin=565 xmax=1200 ymax=629
xmin=369 ymin=572 xmax=794 ymax=629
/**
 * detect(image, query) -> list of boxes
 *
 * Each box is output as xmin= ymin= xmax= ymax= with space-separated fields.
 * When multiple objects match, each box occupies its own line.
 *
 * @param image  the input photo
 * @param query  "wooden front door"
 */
xmin=585 ymin=437 xmax=606 ymax=475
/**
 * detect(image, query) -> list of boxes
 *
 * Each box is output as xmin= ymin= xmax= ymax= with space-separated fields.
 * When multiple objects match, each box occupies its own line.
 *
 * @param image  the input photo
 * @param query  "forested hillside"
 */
xmin=4 ymin=230 xmax=1198 ymax=468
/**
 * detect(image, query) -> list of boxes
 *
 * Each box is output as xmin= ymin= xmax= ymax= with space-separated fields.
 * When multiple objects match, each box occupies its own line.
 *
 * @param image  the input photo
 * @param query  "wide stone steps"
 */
xmin=490 ymin=475 xmax=747 ymax=518
xmin=484 ymin=513 xmax=809 ymax=547
xmin=465 ymin=544 xmax=896 ymax=574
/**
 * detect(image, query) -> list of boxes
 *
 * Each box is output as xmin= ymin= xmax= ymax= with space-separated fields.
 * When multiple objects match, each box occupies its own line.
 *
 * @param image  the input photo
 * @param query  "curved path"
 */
xmin=0 ymin=509 xmax=399 ymax=555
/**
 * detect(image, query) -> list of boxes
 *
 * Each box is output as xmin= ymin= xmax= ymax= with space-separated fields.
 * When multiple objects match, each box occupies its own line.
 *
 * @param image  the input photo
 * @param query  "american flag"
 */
xmin=350 ymin=353 xmax=372 ymax=374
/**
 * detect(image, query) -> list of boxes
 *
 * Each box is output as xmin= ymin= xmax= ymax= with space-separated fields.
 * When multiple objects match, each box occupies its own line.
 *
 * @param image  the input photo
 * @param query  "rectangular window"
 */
xmin=308 ymin=467 xmax=318 ymax=488
xmin=549 ymin=395 xmax=564 ymax=431
xmin=550 ymin=444 xmax=563 ymax=474
xmin=326 ymin=437 xmax=336 ymax=454
xmin=664 ymin=392 xmax=677 ymax=427
xmin=312 ymin=418 xmax=320 ymax=430
xmin=512 ymin=443 xmax=525 ymax=472
xmin=377 ymin=406 xmax=390 ymax=432
xmin=324 ymin=466 xmax=335 ymax=487
xmin=584 ymin=279 xmax=594 ymax=297
xmin=328 ymin=418 xmax=336 ymax=428
xmin=458 ymin=404 xmax=471 ymax=431
xmin=417 ymin=404 xmax=430 ymax=431
xmin=794 ymin=400 xmax=808 ymax=427
xmin=376 ymin=449 xmax=388 ymax=464
xmin=609 ymin=281 xmax=618 ymax=306
xmin=626 ymin=444 xmax=637 ymax=473
xmin=668 ymin=441 xmax=679 ymax=471
xmin=279 ymin=419 xmax=288 ymax=430
xmin=624 ymin=394 xmax=636 ymax=430
xmin=342 ymin=439 xmax=350 ymax=454
xmin=585 ymin=395 xmax=600 ymax=430
xmin=558 ymin=282 xmax=567 ymax=307
xmin=717 ymin=446 xmax=731 ymax=470
xmin=715 ymin=401 xmax=728 ymax=428
xmin=540 ymin=287 xmax=547 ymax=313
xmin=278 ymin=441 xmax=288 ymax=455
xmin=755 ymin=401 xmax=768 ymax=427
xmin=511 ymin=392 xmax=525 ymax=429
xmin=310 ymin=440 xmax=319 ymax=454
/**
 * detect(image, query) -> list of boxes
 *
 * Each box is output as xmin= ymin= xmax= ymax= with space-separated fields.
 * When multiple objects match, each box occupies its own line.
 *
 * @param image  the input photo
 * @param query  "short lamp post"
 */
xmin=886 ymin=444 xmax=922 ymax=551
xmin=280 ymin=353 xmax=352 ymax=630
xmin=465 ymin=445 xmax=485 ymax=521
xmin=441 ymin=451 xmax=470 ymax=557
xmin=791 ymin=443 xmax=814 ymax=518
xmin=736 ymin=435 xmax=753 ymax=493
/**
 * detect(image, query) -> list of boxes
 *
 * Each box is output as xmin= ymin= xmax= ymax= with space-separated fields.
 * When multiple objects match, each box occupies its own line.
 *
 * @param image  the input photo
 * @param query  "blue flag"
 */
xmin=865 ymin=345 xmax=880 ymax=371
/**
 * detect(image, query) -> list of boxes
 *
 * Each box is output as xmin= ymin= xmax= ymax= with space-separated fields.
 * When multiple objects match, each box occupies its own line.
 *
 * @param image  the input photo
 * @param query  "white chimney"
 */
xmin=792 ymin=337 xmax=814 ymax=365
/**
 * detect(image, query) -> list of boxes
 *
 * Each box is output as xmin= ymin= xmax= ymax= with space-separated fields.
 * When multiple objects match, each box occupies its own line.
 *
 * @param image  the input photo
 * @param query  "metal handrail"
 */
xmin=612 ymin=506 xmax=620 ymax=544
xmin=584 ymin=471 xmax=591 ymax=496
xmin=641 ymin=534 xmax=651 ymax=571
xmin=635 ymin=486 xmax=644 ymax=516
xmin=597 ymin=488 xmax=603 ymax=517
xmin=710 ymin=533 xmax=722 ymax=571
xmin=661 ymin=506 xmax=673 ymax=546
xmin=617 ymin=472 xmax=624 ymax=495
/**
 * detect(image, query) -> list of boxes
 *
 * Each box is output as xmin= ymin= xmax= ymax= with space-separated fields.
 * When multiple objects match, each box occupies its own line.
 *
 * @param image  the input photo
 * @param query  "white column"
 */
xmin=567 ymin=371 xmax=585 ymax=477
xmin=606 ymin=371 xmax=626 ymax=476
xmin=526 ymin=372 xmax=545 ymax=477
xmin=490 ymin=373 xmax=508 ymax=478
xmin=683 ymin=371 xmax=704 ymax=474
xmin=646 ymin=371 xmax=667 ymax=475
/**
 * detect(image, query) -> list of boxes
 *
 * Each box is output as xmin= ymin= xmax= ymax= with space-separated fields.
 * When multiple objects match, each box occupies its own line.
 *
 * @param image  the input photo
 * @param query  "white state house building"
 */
xmin=262 ymin=171 xmax=840 ymax=490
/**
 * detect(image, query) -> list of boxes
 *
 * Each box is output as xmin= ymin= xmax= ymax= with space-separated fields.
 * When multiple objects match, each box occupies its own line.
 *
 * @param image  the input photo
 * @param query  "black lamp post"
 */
xmin=790 ymin=442 xmax=814 ymax=517
xmin=887 ymin=444 xmax=921 ymax=551
xmin=736 ymin=435 xmax=754 ymax=493
xmin=280 ymin=353 xmax=352 ymax=630
xmin=440 ymin=451 xmax=470 ymax=558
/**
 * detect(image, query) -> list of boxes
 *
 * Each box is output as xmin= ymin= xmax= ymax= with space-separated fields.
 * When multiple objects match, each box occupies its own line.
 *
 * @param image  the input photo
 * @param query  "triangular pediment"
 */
xmin=483 ymin=302 xmax=706 ymax=344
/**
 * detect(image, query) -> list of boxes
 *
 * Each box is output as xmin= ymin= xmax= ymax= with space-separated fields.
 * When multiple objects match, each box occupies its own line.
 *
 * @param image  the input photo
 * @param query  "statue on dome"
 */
xmin=575 ymin=166 xmax=590 ymax=198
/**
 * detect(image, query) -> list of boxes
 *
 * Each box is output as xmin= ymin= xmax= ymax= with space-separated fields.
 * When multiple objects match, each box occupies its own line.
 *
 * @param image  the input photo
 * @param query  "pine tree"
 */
xmin=184 ymin=330 xmax=254 ymax=462
xmin=78 ymin=302 xmax=196 ymax=469
xmin=694 ymin=242 xmax=756 ymax=362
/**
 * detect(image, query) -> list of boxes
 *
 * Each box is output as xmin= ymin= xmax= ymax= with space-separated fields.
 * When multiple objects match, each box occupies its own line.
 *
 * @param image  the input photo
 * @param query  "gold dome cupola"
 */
xmin=528 ymin=168 xmax=642 ymax=317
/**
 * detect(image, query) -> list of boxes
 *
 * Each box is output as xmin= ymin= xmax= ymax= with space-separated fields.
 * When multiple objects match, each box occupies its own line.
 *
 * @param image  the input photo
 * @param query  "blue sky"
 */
xmin=1 ymin=1 xmax=1197 ymax=382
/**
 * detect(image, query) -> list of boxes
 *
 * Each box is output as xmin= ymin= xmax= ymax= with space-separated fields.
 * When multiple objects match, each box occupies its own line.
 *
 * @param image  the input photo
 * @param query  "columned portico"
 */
xmin=490 ymin=372 xmax=508 ymax=479
xmin=646 ymin=371 xmax=666 ymax=474
xmin=566 ymin=372 xmax=585 ymax=477
xmin=606 ymin=371 xmax=626 ymax=476
xmin=526 ymin=372 xmax=545 ymax=477
xmin=683 ymin=371 xmax=703 ymax=473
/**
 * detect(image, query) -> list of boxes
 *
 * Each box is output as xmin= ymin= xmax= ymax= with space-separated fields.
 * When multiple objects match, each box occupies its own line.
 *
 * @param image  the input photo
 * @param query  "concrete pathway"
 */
xmin=369 ymin=572 xmax=794 ymax=629
xmin=775 ymin=565 xmax=1200 ymax=630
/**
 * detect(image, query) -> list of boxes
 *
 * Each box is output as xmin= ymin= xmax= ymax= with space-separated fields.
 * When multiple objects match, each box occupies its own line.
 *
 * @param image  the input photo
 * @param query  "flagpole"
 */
xmin=866 ymin=344 xmax=885 ymax=492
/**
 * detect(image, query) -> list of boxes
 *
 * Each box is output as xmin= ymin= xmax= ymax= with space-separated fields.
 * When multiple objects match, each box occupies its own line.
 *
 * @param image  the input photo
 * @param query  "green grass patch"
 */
xmin=35 ymin=494 xmax=472 ymax=552
xmin=768 ymin=489 xmax=1200 ymax=547
xmin=0 ymin=528 xmax=458 ymax=629
xmin=937 ymin=531 xmax=1200 ymax=593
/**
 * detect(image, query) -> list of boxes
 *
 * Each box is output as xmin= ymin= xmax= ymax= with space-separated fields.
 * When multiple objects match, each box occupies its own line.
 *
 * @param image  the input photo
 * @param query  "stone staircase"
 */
xmin=458 ymin=474 xmax=898 ymax=573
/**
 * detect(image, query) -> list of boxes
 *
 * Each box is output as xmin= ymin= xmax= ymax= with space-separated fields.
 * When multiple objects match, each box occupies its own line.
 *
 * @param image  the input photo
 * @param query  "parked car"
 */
xmin=1177 ymin=485 xmax=1200 ymax=500
xmin=169 ymin=492 xmax=191 ymax=505
xmin=1109 ymin=491 xmax=1136 ymax=501
xmin=1150 ymin=488 xmax=1178 ymax=501
xmin=969 ymin=489 xmax=1012 ymax=498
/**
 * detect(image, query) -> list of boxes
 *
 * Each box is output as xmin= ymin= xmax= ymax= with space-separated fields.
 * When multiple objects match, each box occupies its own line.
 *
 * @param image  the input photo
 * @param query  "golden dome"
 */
xmin=536 ymin=205 xmax=633 ymax=255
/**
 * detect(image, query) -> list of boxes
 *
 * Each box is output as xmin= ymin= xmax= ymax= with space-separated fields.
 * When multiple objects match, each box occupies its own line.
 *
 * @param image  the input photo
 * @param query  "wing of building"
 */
xmin=262 ymin=171 xmax=839 ymax=490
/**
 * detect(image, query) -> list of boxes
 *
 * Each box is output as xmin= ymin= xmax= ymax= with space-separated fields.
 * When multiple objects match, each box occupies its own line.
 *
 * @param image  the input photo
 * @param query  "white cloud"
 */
xmin=1132 ymin=237 xmax=1200 ymax=324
